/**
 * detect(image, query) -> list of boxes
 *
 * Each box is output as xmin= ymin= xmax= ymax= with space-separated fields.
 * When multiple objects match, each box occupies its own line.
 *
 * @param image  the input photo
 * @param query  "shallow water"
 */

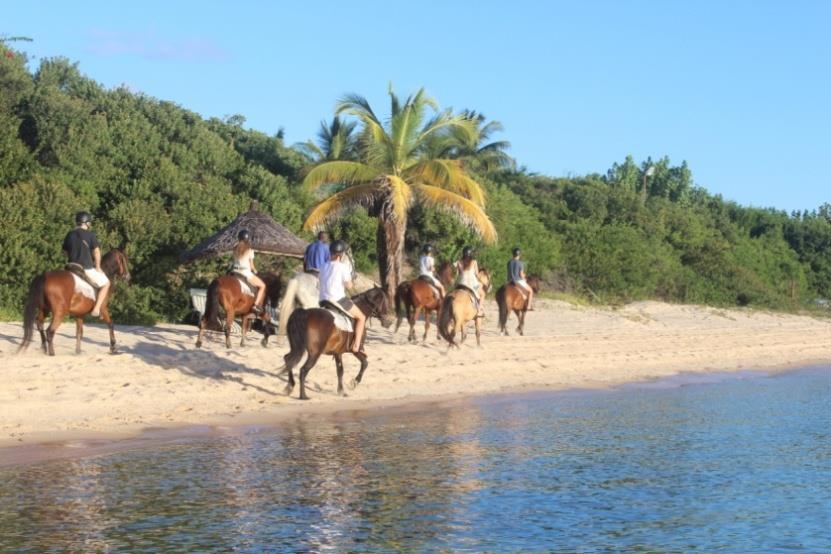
xmin=2 ymin=368 xmax=831 ymax=552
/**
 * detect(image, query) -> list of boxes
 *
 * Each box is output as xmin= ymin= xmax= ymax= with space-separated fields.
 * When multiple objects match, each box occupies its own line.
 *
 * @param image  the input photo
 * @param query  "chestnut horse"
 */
xmin=195 ymin=272 xmax=280 ymax=349
xmin=18 ymin=248 xmax=131 ymax=356
xmin=394 ymin=260 xmax=455 ymax=342
xmin=282 ymin=287 xmax=394 ymax=400
xmin=496 ymin=276 xmax=541 ymax=336
xmin=437 ymin=268 xmax=492 ymax=347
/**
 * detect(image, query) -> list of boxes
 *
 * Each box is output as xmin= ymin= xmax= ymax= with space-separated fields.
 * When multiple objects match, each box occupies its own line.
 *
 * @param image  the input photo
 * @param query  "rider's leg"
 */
xmin=251 ymin=274 xmax=266 ymax=309
xmin=91 ymin=281 xmax=110 ymax=318
xmin=347 ymin=305 xmax=366 ymax=353
xmin=476 ymin=286 xmax=486 ymax=317
xmin=521 ymin=282 xmax=534 ymax=310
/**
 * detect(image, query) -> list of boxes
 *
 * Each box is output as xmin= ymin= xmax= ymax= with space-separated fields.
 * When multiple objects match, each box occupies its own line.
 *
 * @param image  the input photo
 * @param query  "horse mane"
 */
xmin=353 ymin=287 xmax=389 ymax=316
xmin=101 ymin=248 xmax=129 ymax=279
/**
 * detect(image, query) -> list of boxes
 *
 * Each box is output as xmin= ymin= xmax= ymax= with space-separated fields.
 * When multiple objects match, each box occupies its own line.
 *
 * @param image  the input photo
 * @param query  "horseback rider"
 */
xmin=508 ymin=247 xmax=534 ymax=311
xmin=232 ymin=229 xmax=266 ymax=314
xmin=418 ymin=244 xmax=445 ymax=299
xmin=456 ymin=246 xmax=485 ymax=317
xmin=320 ymin=239 xmax=366 ymax=353
xmin=62 ymin=211 xmax=110 ymax=318
xmin=304 ymin=231 xmax=330 ymax=275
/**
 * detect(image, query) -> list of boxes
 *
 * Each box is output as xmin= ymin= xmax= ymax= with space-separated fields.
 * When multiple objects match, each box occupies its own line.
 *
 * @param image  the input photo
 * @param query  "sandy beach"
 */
xmin=2 ymin=299 xmax=830 ymax=448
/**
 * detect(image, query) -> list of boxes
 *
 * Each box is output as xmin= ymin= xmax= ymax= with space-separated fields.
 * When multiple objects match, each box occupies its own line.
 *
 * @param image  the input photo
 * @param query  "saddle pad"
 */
xmin=72 ymin=273 xmax=96 ymax=301
xmin=511 ymin=283 xmax=529 ymax=301
xmin=325 ymin=308 xmax=354 ymax=332
xmin=232 ymin=273 xmax=255 ymax=297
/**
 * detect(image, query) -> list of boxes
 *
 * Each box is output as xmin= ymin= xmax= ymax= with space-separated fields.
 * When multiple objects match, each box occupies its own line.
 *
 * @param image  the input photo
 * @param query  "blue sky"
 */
xmin=6 ymin=1 xmax=830 ymax=212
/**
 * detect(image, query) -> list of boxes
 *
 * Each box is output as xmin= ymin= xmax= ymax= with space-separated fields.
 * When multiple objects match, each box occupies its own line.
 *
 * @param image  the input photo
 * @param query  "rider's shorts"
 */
xmin=84 ymin=268 xmax=110 ymax=288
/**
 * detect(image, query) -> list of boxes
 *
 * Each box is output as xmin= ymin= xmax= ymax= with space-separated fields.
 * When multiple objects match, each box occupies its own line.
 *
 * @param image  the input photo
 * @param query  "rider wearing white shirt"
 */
xmin=319 ymin=240 xmax=366 ymax=353
xmin=418 ymin=244 xmax=445 ymax=298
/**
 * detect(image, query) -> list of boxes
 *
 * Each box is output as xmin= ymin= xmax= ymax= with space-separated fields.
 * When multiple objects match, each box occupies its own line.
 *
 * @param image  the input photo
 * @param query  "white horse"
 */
xmin=277 ymin=253 xmax=355 ymax=337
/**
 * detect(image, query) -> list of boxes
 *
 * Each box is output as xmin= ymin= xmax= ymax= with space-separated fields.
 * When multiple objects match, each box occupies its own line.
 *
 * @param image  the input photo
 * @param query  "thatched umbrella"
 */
xmin=181 ymin=201 xmax=308 ymax=263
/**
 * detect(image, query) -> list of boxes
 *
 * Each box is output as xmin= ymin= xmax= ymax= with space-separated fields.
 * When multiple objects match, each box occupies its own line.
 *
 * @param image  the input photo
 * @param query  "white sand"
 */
xmin=2 ymin=299 xmax=831 ymax=447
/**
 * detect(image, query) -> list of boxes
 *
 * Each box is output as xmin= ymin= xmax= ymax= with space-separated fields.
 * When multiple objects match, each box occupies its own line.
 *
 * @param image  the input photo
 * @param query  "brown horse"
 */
xmin=195 ymin=272 xmax=280 ymax=349
xmin=18 ymin=248 xmax=131 ymax=356
xmin=438 ymin=268 xmax=492 ymax=347
xmin=496 ymin=276 xmax=541 ymax=336
xmin=282 ymin=287 xmax=394 ymax=400
xmin=394 ymin=260 xmax=455 ymax=343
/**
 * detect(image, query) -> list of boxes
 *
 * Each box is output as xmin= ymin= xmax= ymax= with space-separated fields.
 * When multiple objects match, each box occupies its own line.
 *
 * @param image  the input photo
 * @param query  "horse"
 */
xmin=437 ymin=268 xmax=492 ymax=347
xmin=18 ymin=248 xmax=131 ymax=356
xmin=496 ymin=275 xmax=541 ymax=336
xmin=277 ymin=253 xmax=356 ymax=337
xmin=282 ymin=287 xmax=394 ymax=400
xmin=394 ymin=260 xmax=455 ymax=343
xmin=195 ymin=271 xmax=280 ymax=349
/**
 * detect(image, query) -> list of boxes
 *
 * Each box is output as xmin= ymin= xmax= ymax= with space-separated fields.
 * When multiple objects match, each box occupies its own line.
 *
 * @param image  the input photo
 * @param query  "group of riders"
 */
xmin=61 ymin=211 xmax=535 ymax=355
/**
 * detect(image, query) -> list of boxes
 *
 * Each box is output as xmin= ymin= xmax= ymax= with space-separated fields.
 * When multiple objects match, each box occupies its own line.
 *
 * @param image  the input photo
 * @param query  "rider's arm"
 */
xmin=93 ymin=247 xmax=102 ymax=271
xmin=249 ymin=250 xmax=257 ymax=273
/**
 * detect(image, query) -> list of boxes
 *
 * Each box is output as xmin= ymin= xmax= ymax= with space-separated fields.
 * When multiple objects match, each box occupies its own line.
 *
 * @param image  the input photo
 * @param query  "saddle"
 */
xmin=230 ymin=271 xmax=258 ymax=298
xmin=454 ymin=284 xmax=480 ymax=308
xmin=509 ymin=281 xmax=529 ymax=301
xmin=417 ymin=275 xmax=442 ymax=299
xmin=65 ymin=263 xmax=101 ymax=290
xmin=320 ymin=300 xmax=355 ymax=333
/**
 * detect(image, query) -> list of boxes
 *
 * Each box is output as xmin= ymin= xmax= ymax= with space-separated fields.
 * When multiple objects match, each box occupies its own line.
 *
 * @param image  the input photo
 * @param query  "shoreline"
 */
xmin=3 ymin=299 xmax=831 ymax=464
xmin=1 ymin=364 xmax=827 ymax=469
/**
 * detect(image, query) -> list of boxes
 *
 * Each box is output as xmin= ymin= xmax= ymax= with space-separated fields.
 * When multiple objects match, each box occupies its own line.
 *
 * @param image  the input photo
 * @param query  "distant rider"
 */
xmin=232 ymin=229 xmax=266 ymax=314
xmin=508 ymin=247 xmax=534 ymax=311
xmin=418 ymin=244 xmax=445 ymax=299
xmin=319 ymin=240 xmax=366 ymax=353
xmin=456 ymin=246 xmax=485 ymax=317
xmin=62 ymin=211 xmax=110 ymax=318
xmin=304 ymin=231 xmax=330 ymax=274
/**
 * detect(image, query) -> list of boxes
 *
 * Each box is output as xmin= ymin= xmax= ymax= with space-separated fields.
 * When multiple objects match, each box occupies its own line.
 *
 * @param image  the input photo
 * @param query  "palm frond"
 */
xmin=303 ymin=182 xmax=381 ymax=231
xmin=405 ymin=159 xmax=487 ymax=206
xmin=302 ymin=161 xmax=379 ymax=192
xmin=413 ymin=184 xmax=497 ymax=243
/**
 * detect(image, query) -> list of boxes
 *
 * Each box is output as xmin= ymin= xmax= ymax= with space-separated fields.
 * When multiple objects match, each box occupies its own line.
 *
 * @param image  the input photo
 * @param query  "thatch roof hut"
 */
xmin=181 ymin=201 xmax=308 ymax=263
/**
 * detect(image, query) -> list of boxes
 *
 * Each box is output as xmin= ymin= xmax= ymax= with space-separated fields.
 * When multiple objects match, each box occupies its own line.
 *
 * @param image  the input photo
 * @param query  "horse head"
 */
xmin=477 ymin=267 xmax=492 ymax=293
xmin=358 ymin=287 xmax=395 ymax=328
xmin=102 ymin=248 xmax=131 ymax=283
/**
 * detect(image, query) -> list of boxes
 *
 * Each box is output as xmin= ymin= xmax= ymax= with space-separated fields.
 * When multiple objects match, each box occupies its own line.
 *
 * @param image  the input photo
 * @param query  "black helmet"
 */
xmin=237 ymin=229 xmax=251 ymax=242
xmin=330 ymin=240 xmax=348 ymax=255
xmin=462 ymin=246 xmax=474 ymax=258
xmin=512 ymin=247 xmax=521 ymax=257
xmin=422 ymin=244 xmax=433 ymax=254
xmin=75 ymin=211 xmax=92 ymax=225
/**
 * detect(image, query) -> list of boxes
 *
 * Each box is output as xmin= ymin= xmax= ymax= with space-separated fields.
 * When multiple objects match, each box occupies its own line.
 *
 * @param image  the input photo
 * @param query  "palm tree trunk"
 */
xmin=376 ymin=199 xmax=406 ymax=303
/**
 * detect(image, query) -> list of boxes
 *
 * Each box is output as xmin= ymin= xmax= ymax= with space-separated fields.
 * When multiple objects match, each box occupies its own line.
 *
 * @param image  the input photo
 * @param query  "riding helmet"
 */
xmin=462 ymin=246 xmax=474 ymax=258
xmin=237 ymin=229 xmax=251 ymax=242
xmin=75 ymin=211 xmax=93 ymax=225
xmin=422 ymin=244 xmax=433 ymax=254
xmin=330 ymin=239 xmax=348 ymax=255
xmin=512 ymin=247 xmax=521 ymax=257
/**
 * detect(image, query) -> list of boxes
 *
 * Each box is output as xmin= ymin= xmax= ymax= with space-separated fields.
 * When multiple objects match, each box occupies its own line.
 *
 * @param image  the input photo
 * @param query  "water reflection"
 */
xmin=2 ymin=368 xmax=831 ymax=551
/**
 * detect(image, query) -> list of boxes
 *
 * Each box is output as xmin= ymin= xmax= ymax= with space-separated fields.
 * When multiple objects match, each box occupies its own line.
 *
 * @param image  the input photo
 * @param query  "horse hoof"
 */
xmin=348 ymin=379 xmax=358 ymax=390
xmin=261 ymin=339 xmax=268 ymax=348
xmin=339 ymin=390 xmax=349 ymax=397
xmin=299 ymin=395 xmax=310 ymax=401
xmin=283 ymin=386 xmax=293 ymax=396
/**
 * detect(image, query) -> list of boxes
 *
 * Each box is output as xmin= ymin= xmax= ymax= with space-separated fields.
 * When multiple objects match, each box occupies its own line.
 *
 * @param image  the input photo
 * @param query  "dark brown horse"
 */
xmin=282 ymin=287 xmax=394 ymax=400
xmin=496 ymin=276 xmax=541 ymax=336
xmin=18 ymin=248 xmax=131 ymax=356
xmin=394 ymin=260 xmax=455 ymax=342
xmin=195 ymin=272 xmax=280 ymax=349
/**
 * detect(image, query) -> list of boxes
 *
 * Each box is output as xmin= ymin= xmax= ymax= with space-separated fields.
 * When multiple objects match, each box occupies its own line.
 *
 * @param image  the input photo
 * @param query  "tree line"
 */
xmin=0 ymin=45 xmax=829 ymax=324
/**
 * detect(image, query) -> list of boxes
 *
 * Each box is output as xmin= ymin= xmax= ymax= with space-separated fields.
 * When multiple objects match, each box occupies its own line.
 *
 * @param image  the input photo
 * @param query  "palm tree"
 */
xmin=424 ymin=110 xmax=515 ymax=174
xmin=303 ymin=86 xmax=497 ymax=301
xmin=294 ymin=116 xmax=359 ymax=162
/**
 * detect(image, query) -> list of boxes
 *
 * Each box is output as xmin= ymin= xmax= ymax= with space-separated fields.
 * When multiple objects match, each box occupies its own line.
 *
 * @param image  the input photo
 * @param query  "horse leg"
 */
xmin=75 ymin=318 xmax=83 ymax=354
xmin=225 ymin=309 xmax=234 ymax=349
xmin=37 ymin=311 xmax=48 ymax=353
xmin=423 ymin=309 xmax=431 ymax=342
xmin=240 ymin=315 xmax=249 ymax=347
xmin=45 ymin=310 xmax=64 ymax=356
xmin=335 ymin=354 xmax=347 ymax=397
xmin=196 ymin=315 xmax=206 ymax=348
xmin=517 ymin=309 xmax=525 ymax=336
xmin=475 ymin=315 xmax=482 ymax=346
xmin=409 ymin=306 xmax=420 ymax=343
xmin=101 ymin=306 xmax=116 ymax=353
xmin=350 ymin=351 xmax=369 ymax=389
xmin=298 ymin=352 xmax=322 ymax=400
xmin=282 ymin=351 xmax=298 ymax=396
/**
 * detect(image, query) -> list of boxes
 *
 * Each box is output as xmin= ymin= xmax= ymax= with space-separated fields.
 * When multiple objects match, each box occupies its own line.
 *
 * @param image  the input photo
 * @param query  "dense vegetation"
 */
xmin=0 ymin=45 xmax=828 ymax=324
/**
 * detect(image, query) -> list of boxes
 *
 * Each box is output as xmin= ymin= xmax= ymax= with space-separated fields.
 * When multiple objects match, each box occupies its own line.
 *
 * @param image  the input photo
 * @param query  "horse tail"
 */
xmin=283 ymin=308 xmax=308 ymax=370
xmin=18 ymin=273 xmax=45 ymax=353
xmin=496 ymin=285 xmax=508 ymax=332
xmin=204 ymin=279 xmax=222 ymax=331
xmin=438 ymin=293 xmax=456 ymax=346
xmin=278 ymin=277 xmax=299 ymax=336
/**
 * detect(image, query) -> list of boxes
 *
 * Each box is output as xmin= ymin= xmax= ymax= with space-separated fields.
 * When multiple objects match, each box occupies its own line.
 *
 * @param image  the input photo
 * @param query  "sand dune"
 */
xmin=2 ymin=299 xmax=831 ymax=446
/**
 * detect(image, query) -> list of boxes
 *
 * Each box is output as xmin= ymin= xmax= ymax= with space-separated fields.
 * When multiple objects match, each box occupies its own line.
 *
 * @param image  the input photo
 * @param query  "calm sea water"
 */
xmin=2 ymin=368 xmax=831 ymax=552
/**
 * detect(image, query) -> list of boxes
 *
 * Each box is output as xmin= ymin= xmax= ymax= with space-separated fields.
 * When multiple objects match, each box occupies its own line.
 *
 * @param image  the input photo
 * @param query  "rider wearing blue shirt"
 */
xmin=304 ymin=231 xmax=330 ymax=274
